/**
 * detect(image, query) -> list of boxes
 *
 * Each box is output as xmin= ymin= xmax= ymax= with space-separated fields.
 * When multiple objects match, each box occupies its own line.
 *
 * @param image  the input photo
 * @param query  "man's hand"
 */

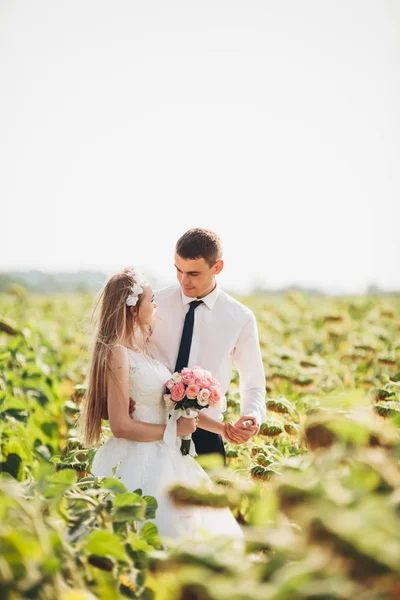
xmin=222 ymin=415 xmax=259 ymax=445
xmin=129 ymin=397 xmax=136 ymax=414
xmin=235 ymin=415 xmax=259 ymax=434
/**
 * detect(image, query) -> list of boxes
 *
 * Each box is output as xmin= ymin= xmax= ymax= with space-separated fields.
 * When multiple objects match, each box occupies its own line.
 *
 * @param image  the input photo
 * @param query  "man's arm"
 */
xmin=232 ymin=311 xmax=266 ymax=426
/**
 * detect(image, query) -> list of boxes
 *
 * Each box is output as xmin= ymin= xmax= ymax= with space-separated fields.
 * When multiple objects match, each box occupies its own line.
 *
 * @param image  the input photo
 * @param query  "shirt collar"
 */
xmin=181 ymin=283 xmax=220 ymax=310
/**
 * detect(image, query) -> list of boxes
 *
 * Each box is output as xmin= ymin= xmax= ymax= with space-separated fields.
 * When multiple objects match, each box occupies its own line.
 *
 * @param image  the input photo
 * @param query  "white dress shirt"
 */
xmin=149 ymin=283 xmax=266 ymax=425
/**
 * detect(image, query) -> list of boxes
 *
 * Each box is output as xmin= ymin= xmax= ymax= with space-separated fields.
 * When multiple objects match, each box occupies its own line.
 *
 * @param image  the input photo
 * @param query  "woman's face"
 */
xmin=136 ymin=286 xmax=157 ymax=326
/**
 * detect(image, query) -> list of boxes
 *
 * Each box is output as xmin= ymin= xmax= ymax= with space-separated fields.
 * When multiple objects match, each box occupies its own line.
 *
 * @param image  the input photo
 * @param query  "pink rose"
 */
xmin=166 ymin=379 xmax=175 ymax=390
xmin=209 ymin=376 xmax=219 ymax=387
xmin=197 ymin=388 xmax=211 ymax=407
xmin=196 ymin=375 xmax=212 ymax=388
xmin=186 ymin=383 xmax=200 ymax=400
xmin=170 ymin=382 xmax=186 ymax=402
xmin=181 ymin=370 xmax=195 ymax=385
xmin=208 ymin=386 xmax=221 ymax=407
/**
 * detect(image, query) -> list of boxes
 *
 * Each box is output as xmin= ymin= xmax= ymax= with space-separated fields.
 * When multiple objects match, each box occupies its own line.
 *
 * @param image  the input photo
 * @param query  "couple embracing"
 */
xmin=82 ymin=228 xmax=266 ymax=540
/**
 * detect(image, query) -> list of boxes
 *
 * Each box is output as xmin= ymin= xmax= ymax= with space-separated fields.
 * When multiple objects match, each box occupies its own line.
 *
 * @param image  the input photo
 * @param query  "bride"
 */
xmin=82 ymin=267 xmax=243 ymax=541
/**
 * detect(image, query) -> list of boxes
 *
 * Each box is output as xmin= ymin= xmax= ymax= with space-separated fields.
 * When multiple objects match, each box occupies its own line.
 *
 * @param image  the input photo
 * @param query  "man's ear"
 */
xmin=214 ymin=259 xmax=224 ymax=275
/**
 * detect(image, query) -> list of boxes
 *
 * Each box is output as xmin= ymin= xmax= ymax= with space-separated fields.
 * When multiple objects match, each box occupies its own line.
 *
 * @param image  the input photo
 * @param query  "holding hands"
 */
xmin=223 ymin=415 xmax=259 ymax=444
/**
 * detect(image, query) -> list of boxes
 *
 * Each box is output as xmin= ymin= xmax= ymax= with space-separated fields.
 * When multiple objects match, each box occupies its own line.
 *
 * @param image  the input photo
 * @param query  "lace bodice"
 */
xmin=114 ymin=344 xmax=172 ymax=425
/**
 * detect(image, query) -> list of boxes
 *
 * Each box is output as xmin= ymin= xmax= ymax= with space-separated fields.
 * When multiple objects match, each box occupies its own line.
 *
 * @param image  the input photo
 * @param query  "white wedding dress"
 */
xmin=91 ymin=346 xmax=243 ymax=541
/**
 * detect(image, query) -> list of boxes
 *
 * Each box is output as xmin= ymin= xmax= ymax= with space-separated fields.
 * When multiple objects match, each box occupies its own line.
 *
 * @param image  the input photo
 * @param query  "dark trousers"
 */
xmin=192 ymin=428 xmax=226 ymax=465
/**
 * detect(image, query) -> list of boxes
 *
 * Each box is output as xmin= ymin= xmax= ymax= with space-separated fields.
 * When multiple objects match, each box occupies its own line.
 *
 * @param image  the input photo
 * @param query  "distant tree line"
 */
xmin=0 ymin=271 xmax=107 ymax=294
xmin=0 ymin=272 xmax=399 ymax=297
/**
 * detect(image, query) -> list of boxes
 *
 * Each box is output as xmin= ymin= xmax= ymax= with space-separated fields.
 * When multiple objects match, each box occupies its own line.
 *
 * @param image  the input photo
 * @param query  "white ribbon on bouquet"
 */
xmin=163 ymin=407 xmax=198 ymax=457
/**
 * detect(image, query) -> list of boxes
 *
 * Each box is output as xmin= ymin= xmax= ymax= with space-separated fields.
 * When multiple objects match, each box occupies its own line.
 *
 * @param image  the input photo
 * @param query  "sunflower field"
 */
xmin=1 ymin=289 xmax=400 ymax=599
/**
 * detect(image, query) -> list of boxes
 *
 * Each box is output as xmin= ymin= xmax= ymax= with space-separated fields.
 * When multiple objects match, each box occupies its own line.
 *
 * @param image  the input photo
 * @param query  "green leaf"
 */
xmin=85 ymin=530 xmax=128 ymax=562
xmin=1 ymin=453 xmax=23 ymax=479
xmin=143 ymin=495 xmax=158 ymax=519
xmin=41 ymin=421 xmax=59 ymax=439
xmin=3 ymin=436 xmax=32 ymax=462
xmin=49 ymin=469 xmax=77 ymax=486
xmin=126 ymin=532 xmax=152 ymax=552
xmin=140 ymin=522 xmax=161 ymax=549
xmin=1 ymin=530 xmax=42 ymax=561
xmin=111 ymin=493 xmax=146 ymax=522
xmin=0 ymin=396 xmax=28 ymax=411
xmin=101 ymin=477 xmax=128 ymax=494
xmin=111 ymin=460 xmax=122 ymax=476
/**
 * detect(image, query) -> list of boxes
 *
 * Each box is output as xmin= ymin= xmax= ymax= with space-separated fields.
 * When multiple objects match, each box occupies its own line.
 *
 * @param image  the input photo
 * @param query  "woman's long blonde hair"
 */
xmin=79 ymin=269 xmax=148 ymax=447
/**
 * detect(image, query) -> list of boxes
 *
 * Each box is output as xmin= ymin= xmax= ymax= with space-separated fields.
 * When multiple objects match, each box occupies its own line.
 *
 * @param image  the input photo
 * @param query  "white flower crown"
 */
xmin=125 ymin=267 xmax=147 ymax=307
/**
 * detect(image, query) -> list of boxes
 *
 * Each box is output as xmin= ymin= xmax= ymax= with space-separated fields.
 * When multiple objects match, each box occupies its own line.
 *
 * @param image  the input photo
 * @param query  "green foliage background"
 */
xmin=1 ymin=290 xmax=400 ymax=599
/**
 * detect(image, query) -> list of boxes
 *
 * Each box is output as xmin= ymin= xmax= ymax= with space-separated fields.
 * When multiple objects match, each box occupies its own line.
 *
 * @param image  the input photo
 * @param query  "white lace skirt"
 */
xmin=91 ymin=436 xmax=243 ymax=541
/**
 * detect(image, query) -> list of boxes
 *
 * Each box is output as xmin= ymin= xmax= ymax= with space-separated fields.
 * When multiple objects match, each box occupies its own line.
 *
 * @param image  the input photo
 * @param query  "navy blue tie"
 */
xmin=174 ymin=300 xmax=203 ymax=373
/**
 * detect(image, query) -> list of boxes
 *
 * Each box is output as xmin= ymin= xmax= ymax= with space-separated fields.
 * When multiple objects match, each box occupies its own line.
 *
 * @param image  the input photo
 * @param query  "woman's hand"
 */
xmin=177 ymin=416 xmax=198 ymax=437
xmin=223 ymin=421 xmax=258 ymax=444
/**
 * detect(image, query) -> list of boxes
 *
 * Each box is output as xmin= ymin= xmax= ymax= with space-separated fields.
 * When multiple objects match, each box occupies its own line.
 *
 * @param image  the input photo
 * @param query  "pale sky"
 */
xmin=1 ymin=0 xmax=399 ymax=293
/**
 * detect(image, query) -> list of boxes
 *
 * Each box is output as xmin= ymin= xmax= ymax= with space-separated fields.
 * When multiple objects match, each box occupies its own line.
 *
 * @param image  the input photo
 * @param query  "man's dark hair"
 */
xmin=175 ymin=228 xmax=223 ymax=268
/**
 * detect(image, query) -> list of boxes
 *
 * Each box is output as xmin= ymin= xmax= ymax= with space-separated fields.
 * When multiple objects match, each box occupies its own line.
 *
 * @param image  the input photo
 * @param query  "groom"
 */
xmin=141 ymin=228 xmax=266 ymax=461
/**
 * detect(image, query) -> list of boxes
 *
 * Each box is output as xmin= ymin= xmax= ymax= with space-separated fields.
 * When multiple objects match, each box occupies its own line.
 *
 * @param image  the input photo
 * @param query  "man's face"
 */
xmin=174 ymin=254 xmax=223 ymax=298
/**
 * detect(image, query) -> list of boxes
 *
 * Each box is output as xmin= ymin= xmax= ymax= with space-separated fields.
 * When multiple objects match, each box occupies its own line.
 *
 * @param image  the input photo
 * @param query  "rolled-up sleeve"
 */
xmin=232 ymin=312 xmax=266 ymax=425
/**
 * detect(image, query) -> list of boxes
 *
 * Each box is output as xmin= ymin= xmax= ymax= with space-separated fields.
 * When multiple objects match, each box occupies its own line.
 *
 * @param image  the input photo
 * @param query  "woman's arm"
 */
xmin=107 ymin=347 xmax=196 ymax=442
xmin=197 ymin=412 xmax=245 ymax=444
xmin=197 ymin=411 xmax=225 ymax=436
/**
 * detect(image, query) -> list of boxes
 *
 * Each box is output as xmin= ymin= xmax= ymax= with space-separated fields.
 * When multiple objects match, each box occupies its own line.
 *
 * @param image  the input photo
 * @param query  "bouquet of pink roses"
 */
xmin=163 ymin=366 xmax=221 ymax=456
